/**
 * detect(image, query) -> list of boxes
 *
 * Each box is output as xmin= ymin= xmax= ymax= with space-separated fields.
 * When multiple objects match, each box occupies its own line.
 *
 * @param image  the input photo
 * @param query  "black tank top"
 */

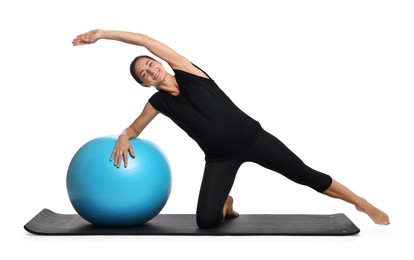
xmin=149 ymin=64 xmax=261 ymax=162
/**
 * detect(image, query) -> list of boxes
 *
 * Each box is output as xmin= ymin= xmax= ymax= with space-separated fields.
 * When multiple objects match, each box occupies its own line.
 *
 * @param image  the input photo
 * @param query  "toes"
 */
xmin=226 ymin=210 xmax=239 ymax=218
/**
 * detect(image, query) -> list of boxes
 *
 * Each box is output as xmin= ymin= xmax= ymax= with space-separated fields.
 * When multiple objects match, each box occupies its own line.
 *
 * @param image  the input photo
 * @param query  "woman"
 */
xmin=72 ymin=29 xmax=390 ymax=228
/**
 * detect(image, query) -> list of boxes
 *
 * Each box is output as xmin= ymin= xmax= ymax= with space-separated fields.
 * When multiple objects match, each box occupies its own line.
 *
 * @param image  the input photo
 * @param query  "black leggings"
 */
xmin=196 ymin=128 xmax=333 ymax=229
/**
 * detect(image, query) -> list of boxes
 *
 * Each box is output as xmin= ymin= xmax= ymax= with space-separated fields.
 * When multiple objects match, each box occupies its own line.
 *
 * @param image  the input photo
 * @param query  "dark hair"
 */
xmin=130 ymin=55 xmax=155 ymax=85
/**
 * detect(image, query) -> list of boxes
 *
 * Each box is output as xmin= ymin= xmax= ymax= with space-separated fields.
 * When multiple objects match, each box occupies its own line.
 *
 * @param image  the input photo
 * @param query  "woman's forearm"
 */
xmin=99 ymin=30 xmax=149 ymax=47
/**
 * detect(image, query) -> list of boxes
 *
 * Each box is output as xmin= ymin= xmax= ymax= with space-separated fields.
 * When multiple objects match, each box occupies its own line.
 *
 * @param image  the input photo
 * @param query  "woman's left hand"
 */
xmin=72 ymin=29 xmax=102 ymax=46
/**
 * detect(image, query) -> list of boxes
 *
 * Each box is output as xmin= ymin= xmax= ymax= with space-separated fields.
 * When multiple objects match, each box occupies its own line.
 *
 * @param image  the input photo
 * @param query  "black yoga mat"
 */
xmin=24 ymin=208 xmax=360 ymax=236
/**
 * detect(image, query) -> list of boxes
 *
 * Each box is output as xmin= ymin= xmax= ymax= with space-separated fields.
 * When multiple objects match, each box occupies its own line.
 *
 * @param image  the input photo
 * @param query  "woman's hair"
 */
xmin=130 ymin=55 xmax=155 ymax=85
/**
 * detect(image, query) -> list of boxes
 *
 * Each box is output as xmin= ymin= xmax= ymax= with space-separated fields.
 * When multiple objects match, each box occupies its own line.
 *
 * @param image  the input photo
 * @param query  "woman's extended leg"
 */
xmin=247 ymin=128 xmax=390 ymax=225
xmin=323 ymin=179 xmax=390 ymax=224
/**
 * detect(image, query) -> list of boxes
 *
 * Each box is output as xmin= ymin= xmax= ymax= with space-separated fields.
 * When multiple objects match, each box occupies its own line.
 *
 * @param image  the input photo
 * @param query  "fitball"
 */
xmin=66 ymin=136 xmax=172 ymax=227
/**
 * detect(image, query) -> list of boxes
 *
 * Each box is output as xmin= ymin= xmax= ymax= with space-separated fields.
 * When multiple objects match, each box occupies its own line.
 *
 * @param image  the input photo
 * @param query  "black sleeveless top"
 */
xmin=148 ymin=64 xmax=261 ymax=162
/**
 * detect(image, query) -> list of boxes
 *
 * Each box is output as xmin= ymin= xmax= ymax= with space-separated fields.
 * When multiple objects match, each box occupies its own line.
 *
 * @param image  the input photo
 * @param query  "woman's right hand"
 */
xmin=72 ymin=29 xmax=102 ymax=46
xmin=110 ymin=134 xmax=136 ymax=168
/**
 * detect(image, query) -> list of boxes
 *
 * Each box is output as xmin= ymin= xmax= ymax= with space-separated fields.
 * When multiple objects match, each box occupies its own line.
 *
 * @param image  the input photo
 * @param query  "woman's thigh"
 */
xmin=246 ymin=129 xmax=332 ymax=192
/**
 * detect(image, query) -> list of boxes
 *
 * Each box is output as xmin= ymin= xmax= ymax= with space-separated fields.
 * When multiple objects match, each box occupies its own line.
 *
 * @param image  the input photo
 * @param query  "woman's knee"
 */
xmin=196 ymin=208 xmax=222 ymax=229
xmin=289 ymin=164 xmax=333 ymax=192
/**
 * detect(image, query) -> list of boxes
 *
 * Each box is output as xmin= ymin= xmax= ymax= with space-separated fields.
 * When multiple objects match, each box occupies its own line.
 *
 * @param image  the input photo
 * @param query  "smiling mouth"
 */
xmin=154 ymin=69 xmax=160 ymax=80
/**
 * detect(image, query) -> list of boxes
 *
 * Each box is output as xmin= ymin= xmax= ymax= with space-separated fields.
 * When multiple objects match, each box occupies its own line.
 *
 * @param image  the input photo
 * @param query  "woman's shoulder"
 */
xmin=148 ymin=90 xmax=173 ymax=111
xmin=173 ymin=62 xmax=211 ymax=80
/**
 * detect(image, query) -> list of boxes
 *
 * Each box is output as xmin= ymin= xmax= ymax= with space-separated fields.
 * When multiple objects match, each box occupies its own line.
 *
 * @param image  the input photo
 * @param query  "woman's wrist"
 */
xmin=96 ymin=29 xmax=106 ymax=40
xmin=119 ymin=129 xmax=129 ymax=137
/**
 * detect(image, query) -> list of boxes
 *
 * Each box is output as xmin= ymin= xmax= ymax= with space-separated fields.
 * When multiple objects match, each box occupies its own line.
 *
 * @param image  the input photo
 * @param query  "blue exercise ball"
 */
xmin=66 ymin=136 xmax=172 ymax=227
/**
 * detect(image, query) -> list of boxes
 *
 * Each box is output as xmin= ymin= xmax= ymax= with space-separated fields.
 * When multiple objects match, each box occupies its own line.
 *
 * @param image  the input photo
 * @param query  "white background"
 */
xmin=1 ymin=0 xmax=413 ymax=259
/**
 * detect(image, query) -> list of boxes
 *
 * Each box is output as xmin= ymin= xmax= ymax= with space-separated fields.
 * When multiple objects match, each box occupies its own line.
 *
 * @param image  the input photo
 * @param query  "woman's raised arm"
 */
xmin=72 ymin=29 xmax=190 ymax=70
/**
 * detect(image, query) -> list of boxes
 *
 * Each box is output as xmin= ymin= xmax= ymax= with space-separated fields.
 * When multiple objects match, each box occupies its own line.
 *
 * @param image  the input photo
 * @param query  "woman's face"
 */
xmin=134 ymin=57 xmax=165 ymax=88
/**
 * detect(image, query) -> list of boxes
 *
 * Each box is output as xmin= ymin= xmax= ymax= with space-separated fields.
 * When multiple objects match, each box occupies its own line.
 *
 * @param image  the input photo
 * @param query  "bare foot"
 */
xmin=356 ymin=199 xmax=390 ymax=225
xmin=223 ymin=195 xmax=239 ymax=218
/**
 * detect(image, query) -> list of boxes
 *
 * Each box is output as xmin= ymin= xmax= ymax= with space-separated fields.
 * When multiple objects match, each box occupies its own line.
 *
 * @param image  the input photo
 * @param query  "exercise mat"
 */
xmin=24 ymin=208 xmax=360 ymax=236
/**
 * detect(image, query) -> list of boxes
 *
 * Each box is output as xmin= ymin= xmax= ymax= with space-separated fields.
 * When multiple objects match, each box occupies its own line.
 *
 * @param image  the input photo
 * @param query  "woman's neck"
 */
xmin=155 ymin=73 xmax=179 ymax=96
